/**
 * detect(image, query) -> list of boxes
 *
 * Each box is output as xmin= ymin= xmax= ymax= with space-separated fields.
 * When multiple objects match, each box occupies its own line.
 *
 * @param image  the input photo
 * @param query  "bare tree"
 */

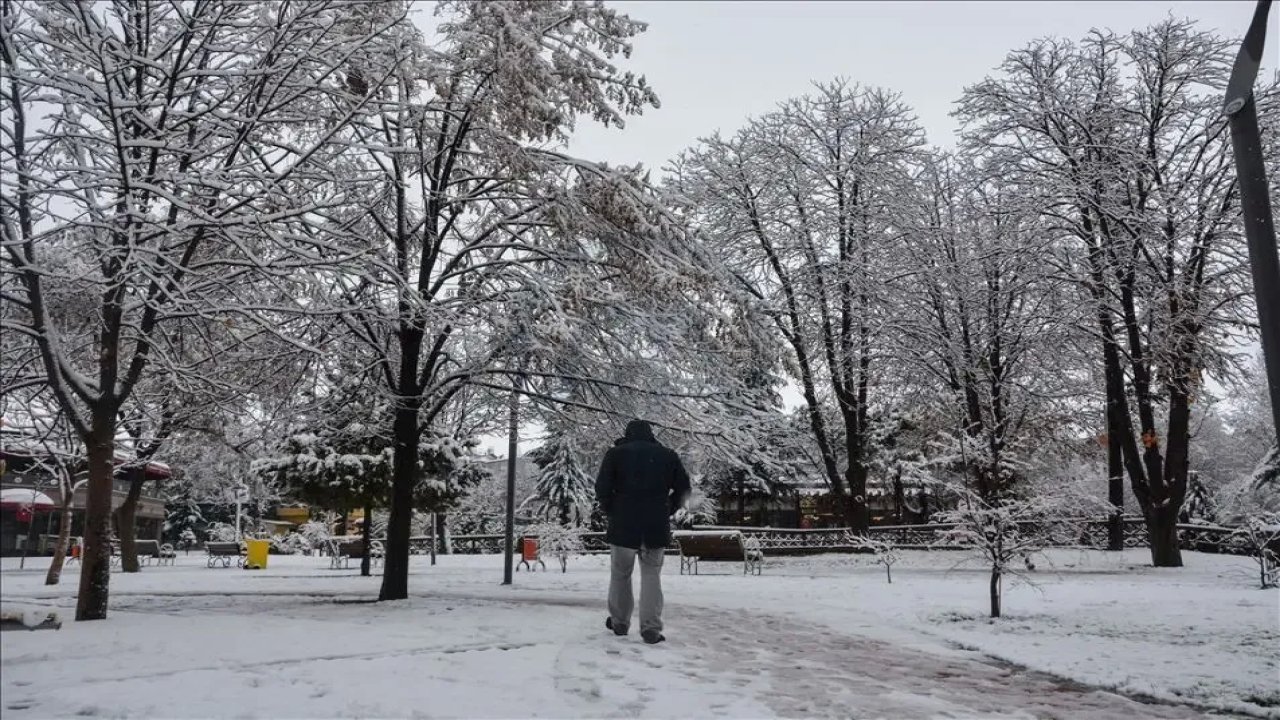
xmin=897 ymin=153 xmax=1084 ymax=502
xmin=956 ymin=21 xmax=1280 ymax=566
xmin=309 ymin=0 xmax=764 ymax=601
xmin=0 ymin=391 xmax=83 ymax=584
xmin=2 ymin=0 xmax=403 ymax=618
xmin=937 ymin=483 xmax=1103 ymax=618
xmin=673 ymin=80 xmax=925 ymax=532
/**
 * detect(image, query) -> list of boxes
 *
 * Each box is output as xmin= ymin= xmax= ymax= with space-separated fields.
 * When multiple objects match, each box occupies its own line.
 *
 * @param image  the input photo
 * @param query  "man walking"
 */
xmin=595 ymin=419 xmax=691 ymax=644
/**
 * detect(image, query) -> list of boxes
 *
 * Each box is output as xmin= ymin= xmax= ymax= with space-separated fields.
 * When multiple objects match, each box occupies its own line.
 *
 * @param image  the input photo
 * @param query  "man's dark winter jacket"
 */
xmin=595 ymin=420 xmax=691 ymax=549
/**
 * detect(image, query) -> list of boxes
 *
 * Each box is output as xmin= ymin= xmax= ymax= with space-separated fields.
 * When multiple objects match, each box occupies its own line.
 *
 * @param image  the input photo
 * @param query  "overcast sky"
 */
xmin=562 ymin=1 xmax=1278 ymax=175
xmin=444 ymin=0 xmax=1275 ymax=453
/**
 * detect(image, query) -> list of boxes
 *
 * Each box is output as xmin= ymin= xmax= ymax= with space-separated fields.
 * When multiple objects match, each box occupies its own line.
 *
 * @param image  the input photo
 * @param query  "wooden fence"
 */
xmin=417 ymin=517 xmax=1251 ymax=557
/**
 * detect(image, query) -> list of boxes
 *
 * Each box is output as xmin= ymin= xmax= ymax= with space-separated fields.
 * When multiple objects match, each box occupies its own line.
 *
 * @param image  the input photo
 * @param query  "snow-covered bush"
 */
xmin=298 ymin=519 xmax=333 ymax=542
xmin=854 ymin=536 xmax=900 ymax=584
xmin=1230 ymin=516 xmax=1280 ymax=589
xmin=935 ymin=484 xmax=1104 ymax=618
xmin=673 ymin=487 xmax=719 ymax=528
xmin=178 ymin=528 xmax=198 ymax=552
xmin=205 ymin=522 xmax=237 ymax=543
xmin=271 ymin=533 xmax=314 ymax=556
xmin=1217 ymin=454 xmax=1280 ymax=589
xmin=527 ymin=522 xmax=584 ymax=573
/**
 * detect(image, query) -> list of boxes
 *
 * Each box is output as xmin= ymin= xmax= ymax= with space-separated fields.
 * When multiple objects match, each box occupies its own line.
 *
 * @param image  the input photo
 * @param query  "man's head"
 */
xmin=623 ymin=419 xmax=656 ymax=442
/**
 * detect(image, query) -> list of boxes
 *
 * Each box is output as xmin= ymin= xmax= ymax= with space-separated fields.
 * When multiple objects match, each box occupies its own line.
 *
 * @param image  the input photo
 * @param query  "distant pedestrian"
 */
xmin=595 ymin=419 xmax=691 ymax=644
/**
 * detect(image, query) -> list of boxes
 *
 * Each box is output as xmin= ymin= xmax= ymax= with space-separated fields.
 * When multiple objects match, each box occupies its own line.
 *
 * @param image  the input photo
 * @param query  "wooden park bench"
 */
xmin=326 ymin=537 xmax=384 ymax=570
xmin=205 ymin=541 xmax=244 ymax=568
xmin=673 ymin=530 xmax=764 ymax=576
xmin=135 ymin=540 xmax=177 ymax=567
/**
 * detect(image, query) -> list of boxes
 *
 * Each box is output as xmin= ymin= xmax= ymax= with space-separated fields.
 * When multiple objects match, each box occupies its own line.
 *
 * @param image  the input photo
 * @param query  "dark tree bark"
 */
xmin=45 ymin=498 xmax=74 ymax=585
xmin=989 ymin=565 xmax=1002 ymax=618
xmin=115 ymin=467 xmax=146 ymax=572
xmin=893 ymin=471 xmax=905 ymax=524
xmin=380 ymin=399 xmax=421 ymax=601
xmin=77 ymin=422 xmax=118 ymax=621
xmin=1105 ymin=401 xmax=1126 ymax=551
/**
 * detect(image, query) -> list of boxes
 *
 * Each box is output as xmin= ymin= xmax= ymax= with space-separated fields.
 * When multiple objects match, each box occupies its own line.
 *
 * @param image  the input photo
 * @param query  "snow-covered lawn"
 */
xmin=1 ymin=549 xmax=1275 ymax=718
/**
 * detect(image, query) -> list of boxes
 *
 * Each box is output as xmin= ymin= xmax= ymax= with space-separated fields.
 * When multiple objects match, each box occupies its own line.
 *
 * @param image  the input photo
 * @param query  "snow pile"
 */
xmin=1 ymin=549 xmax=1275 ymax=718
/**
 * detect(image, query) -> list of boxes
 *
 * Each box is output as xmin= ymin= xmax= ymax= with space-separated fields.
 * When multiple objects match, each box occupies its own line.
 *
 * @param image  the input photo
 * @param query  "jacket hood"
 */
xmin=622 ymin=419 xmax=656 ymax=443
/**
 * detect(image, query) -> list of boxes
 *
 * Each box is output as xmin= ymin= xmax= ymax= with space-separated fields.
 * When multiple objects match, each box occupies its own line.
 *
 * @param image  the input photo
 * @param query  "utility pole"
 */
xmin=1225 ymin=0 xmax=1280 ymax=449
xmin=502 ymin=376 xmax=520 ymax=585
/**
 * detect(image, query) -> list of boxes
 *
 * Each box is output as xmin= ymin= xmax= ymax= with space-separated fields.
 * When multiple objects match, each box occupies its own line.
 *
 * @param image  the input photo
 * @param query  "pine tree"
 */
xmin=531 ymin=438 xmax=594 ymax=526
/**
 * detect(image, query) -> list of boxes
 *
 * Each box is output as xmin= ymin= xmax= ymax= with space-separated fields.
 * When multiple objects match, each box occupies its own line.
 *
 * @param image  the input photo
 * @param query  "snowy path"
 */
xmin=2 ymin=551 xmax=1272 ymax=718
xmin=444 ymin=591 xmax=1215 ymax=719
xmin=2 ymin=588 xmax=1224 ymax=719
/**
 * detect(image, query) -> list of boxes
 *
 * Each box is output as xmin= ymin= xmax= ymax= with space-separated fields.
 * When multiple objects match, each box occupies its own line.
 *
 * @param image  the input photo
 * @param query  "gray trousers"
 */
xmin=608 ymin=544 xmax=665 ymax=633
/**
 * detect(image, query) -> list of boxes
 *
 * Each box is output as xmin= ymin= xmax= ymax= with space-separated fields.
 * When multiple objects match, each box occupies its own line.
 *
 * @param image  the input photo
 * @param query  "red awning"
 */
xmin=0 ymin=488 xmax=56 ymax=510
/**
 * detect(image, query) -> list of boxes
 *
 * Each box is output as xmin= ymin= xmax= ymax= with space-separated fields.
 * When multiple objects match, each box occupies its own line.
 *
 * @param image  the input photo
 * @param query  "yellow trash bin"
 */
xmin=244 ymin=539 xmax=270 ymax=570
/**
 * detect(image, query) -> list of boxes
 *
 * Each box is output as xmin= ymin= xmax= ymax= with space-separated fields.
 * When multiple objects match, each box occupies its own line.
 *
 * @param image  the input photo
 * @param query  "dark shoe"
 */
xmin=606 ymin=617 xmax=628 ymax=636
xmin=641 ymin=630 xmax=665 ymax=645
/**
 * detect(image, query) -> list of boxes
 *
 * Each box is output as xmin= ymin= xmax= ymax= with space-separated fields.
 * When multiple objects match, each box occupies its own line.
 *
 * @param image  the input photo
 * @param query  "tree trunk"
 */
xmin=1106 ymin=394 xmax=1125 ymax=551
xmin=45 ymin=499 xmax=74 ymax=586
xmin=845 ymin=461 xmax=870 ymax=535
xmin=893 ymin=472 xmax=905 ymax=524
xmin=76 ymin=424 xmax=117 ymax=621
xmin=989 ymin=565 xmax=1002 ymax=618
xmin=437 ymin=512 xmax=451 ymax=554
xmin=360 ymin=497 xmax=373 ymax=577
xmin=885 ymin=562 xmax=892 ymax=584
xmin=1145 ymin=505 xmax=1183 ymax=567
xmin=379 ymin=402 xmax=421 ymax=601
xmin=737 ymin=479 xmax=745 ymax=525
xmin=116 ymin=469 xmax=146 ymax=572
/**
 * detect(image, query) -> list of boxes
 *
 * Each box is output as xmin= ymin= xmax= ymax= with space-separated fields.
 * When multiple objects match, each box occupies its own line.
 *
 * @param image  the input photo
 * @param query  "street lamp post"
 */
xmin=502 ymin=376 xmax=520 ymax=586
xmin=1225 ymin=0 xmax=1280 ymax=449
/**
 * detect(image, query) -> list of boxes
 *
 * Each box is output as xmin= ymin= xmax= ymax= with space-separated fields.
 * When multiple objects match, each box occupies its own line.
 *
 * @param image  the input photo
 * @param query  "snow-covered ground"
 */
xmin=1 ymin=549 xmax=1275 ymax=719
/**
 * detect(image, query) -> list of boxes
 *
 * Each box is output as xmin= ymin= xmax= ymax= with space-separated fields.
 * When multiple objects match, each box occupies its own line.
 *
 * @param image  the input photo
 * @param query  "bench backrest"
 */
xmin=337 ymin=540 xmax=367 ymax=558
xmin=206 ymin=541 xmax=241 ymax=555
xmin=135 ymin=540 xmax=161 ymax=558
xmin=674 ymin=532 xmax=745 ymax=561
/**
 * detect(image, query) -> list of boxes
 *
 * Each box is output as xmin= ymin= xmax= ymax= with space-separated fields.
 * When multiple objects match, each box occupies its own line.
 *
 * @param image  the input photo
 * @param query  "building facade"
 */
xmin=0 ymin=449 xmax=169 ymax=556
